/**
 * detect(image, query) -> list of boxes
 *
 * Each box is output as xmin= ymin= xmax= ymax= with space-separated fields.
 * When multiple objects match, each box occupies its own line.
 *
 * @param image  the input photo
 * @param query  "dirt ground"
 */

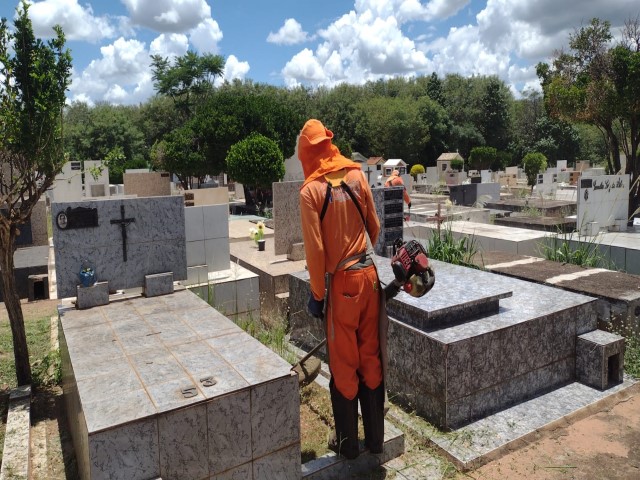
xmin=460 ymin=382 xmax=640 ymax=480
xmin=5 ymin=299 xmax=640 ymax=479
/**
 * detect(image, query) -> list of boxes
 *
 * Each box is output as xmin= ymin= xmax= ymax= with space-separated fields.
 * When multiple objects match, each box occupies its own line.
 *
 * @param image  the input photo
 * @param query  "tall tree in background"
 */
xmin=479 ymin=77 xmax=512 ymax=151
xmin=538 ymin=17 xmax=640 ymax=218
xmin=0 ymin=2 xmax=71 ymax=385
xmin=150 ymin=51 xmax=225 ymax=187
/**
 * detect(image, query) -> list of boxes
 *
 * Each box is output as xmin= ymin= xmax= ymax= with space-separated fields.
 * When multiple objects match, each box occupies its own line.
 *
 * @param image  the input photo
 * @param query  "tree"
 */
xmin=468 ymin=146 xmax=497 ymax=170
xmin=479 ymin=77 xmax=512 ymax=151
xmin=225 ymin=133 xmax=284 ymax=193
xmin=0 ymin=2 xmax=72 ymax=385
xmin=537 ymin=17 xmax=640 ymax=218
xmin=522 ymin=152 xmax=548 ymax=188
xmin=150 ymin=51 xmax=224 ymax=186
xmin=410 ymin=164 xmax=425 ymax=179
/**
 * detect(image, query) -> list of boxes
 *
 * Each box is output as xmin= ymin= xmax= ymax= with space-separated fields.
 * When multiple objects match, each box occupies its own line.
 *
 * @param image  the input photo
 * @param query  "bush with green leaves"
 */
xmin=468 ymin=146 xmax=496 ymax=170
xmin=449 ymin=158 xmax=464 ymax=171
xmin=522 ymin=152 xmax=547 ymax=187
xmin=225 ymin=133 xmax=285 ymax=189
xmin=410 ymin=164 xmax=425 ymax=179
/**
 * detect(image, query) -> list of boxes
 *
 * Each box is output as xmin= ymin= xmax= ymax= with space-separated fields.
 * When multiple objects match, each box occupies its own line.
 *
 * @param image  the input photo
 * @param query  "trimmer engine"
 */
xmin=384 ymin=239 xmax=435 ymax=300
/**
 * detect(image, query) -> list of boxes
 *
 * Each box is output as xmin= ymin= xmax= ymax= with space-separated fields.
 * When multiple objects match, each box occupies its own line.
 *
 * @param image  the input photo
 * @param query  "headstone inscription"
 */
xmin=577 ymin=174 xmax=630 ymax=234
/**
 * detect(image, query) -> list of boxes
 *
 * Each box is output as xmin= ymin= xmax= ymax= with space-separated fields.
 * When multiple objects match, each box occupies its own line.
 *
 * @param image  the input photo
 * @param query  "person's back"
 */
xmin=384 ymin=170 xmax=411 ymax=207
xmin=298 ymin=119 xmax=386 ymax=460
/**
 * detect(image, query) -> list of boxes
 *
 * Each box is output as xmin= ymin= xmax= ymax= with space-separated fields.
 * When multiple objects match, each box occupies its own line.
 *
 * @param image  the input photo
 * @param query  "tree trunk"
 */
xmin=0 ymin=224 xmax=32 ymax=385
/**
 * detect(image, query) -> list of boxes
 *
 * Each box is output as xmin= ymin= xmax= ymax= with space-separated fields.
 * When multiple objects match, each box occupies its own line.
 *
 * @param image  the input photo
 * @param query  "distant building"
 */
xmin=436 ymin=152 xmax=464 ymax=181
xmin=362 ymin=156 xmax=386 ymax=185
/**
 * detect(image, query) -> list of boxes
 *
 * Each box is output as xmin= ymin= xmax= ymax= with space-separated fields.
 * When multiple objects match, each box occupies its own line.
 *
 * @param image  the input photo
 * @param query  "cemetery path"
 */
xmin=463 ymin=382 xmax=640 ymax=480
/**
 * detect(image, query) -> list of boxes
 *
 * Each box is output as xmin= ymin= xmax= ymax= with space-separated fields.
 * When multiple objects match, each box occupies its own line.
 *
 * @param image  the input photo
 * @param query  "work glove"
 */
xmin=307 ymin=295 xmax=324 ymax=318
xmin=408 ymin=202 xmax=412 ymax=209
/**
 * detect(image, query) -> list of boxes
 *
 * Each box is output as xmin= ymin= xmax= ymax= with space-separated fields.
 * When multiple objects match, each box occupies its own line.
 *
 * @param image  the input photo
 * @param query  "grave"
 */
xmin=449 ymin=183 xmax=499 ymax=206
xmin=123 ymin=170 xmax=172 ymax=197
xmin=59 ymin=289 xmax=300 ymax=480
xmin=484 ymin=197 xmax=576 ymax=217
xmin=52 ymin=160 xmax=83 ymax=202
xmin=83 ymin=160 xmax=110 ymax=198
xmin=577 ymin=174 xmax=629 ymax=234
xmin=287 ymin=255 xmax=633 ymax=456
xmin=51 ymin=196 xmax=187 ymax=299
xmin=56 ymin=196 xmax=300 ymax=479
xmin=0 ymin=245 xmax=49 ymax=301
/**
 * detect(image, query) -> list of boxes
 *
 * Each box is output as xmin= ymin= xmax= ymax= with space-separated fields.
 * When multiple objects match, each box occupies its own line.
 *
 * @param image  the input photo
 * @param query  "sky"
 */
xmin=1 ymin=0 xmax=638 ymax=106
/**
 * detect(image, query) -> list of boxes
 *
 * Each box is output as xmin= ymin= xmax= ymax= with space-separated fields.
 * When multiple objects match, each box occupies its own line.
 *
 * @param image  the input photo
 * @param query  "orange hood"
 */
xmin=298 ymin=119 xmax=359 ymax=188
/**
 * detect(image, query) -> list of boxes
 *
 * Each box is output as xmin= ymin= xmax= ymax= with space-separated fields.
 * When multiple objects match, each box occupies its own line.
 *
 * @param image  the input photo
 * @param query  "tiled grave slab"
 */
xmin=60 ymin=289 xmax=300 ymax=480
xmin=289 ymin=257 xmax=600 ymax=429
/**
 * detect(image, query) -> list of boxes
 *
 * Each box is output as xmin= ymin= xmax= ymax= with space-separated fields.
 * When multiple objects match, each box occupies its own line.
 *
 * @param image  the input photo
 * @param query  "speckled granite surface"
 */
xmin=289 ymin=256 xmax=603 ymax=429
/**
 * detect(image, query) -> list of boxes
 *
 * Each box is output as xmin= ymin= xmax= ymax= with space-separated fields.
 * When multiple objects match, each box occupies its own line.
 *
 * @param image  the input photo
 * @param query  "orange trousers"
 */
xmin=326 ymin=264 xmax=382 ymax=400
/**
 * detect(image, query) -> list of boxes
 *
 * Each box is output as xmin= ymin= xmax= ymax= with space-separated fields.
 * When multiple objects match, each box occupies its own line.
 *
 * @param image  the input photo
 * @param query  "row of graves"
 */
xmin=48 ymin=149 xmax=637 ymax=479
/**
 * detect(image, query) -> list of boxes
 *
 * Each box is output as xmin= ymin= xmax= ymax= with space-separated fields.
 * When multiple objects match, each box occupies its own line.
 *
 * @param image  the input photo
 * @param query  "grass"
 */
xmin=1 ymin=309 xmax=59 ymax=468
xmin=537 ymin=230 xmax=612 ymax=268
xmin=425 ymin=222 xmax=479 ymax=268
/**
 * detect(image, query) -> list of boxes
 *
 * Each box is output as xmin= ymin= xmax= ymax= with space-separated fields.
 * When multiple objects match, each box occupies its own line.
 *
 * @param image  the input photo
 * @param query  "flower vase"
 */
xmin=258 ymin=239 xmax=266 ymax=251
xmin=79 ymin=270 xmax=96 ymax=288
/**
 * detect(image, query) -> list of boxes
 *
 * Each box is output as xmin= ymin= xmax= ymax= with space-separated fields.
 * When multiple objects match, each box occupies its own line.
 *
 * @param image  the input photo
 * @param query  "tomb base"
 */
xmin=76 ymin=281 xmax=109 ymax=309
xmin=60 ymin=290 xmax=300 ymax=480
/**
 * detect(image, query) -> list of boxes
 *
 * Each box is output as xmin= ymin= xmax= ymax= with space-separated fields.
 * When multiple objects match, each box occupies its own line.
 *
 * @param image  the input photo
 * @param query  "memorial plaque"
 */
xmin=56 ymin=206 xmax=99 ymax=230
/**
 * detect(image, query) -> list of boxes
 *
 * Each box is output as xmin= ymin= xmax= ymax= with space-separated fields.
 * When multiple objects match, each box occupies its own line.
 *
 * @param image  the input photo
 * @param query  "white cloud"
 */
xmin=354 ymin=0 xmax=469 ymax=23
xmin=267 ymin=18 xmax=310 ymax=45
xmin=69 ymin=37 xmax=153 ymax=105
xmin=121 ymin=0 xmax=211 ymax=33
xmin=188 ymin=18 xmax=223 ymax=53
xmin=26 ymin=0 xmax=118 ymax=42
xmin=149 ymin=33 xmax=189 ymax=58
xmin=282 ymin=49 xmax=327 ymax=87
xmin=218 ymin=55 xmax=250 ymax=85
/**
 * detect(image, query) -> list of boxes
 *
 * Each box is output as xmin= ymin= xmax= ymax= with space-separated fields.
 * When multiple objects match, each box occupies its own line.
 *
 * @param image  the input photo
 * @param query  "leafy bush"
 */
xmin=410 ymin=163 xmax=425 ymax=179
xmin=226 ymin=133 xmax=284 ymax=189
xmin=468 ymin=146 xmax=497 ymax=170
xmin=522 ymin=152 xmax=547 ymax=187
xmin=449 ymin=159 xmax=464 ymax=171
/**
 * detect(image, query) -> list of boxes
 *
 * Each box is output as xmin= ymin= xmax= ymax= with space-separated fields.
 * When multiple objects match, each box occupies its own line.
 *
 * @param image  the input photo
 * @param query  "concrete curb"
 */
xmin=0 ymin=385 xmax=31 ymax=480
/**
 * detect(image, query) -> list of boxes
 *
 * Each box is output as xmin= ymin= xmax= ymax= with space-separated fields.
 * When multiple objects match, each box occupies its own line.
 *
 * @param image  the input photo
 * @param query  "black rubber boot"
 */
xmin=329 ymin=378 xmax=360 ymax=460
xmin=358 ymin=382 xmax=385 ymax=454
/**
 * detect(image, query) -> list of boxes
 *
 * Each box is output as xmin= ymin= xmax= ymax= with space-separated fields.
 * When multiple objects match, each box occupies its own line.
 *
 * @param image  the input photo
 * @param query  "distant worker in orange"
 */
xmin=298 ymin=119 xmax=385 ymax=460
xmin=384 ymin=169 xmax=411 ymax=209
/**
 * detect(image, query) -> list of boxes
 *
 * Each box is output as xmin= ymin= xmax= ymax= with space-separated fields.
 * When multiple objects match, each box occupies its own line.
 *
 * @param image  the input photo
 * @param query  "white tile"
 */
xmin=208 ymin=281 xmax=236 ymax=316
xmin=203 ymin=204 xmax=230 ymax=239
xmin=186 ymin=240 xmax=206 ymax=267
xmin=206 ymin=238 xmax=230 ymax=273
xmin=184 ymin=206 xmax=204 ymax=241
xmin=159 ymin=405 xmax=208 ymax=480
xmin=186 ymin=265 xmax=209 ymax=286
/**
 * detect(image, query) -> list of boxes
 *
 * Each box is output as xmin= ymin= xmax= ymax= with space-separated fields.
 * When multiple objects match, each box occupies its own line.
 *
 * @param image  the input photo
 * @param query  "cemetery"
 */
xmin=0 ymin=151 xmax=638 ymax=480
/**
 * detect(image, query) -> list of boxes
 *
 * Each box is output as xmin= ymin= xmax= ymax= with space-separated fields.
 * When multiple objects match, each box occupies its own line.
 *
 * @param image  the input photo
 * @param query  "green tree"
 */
xmin=226 ymin=134 xmax=284 ymax=208
xmin=537 ymin=17 xmax=640 ymax=216
xmin=410 ymin=164 xmax=425 ymax=179
xmin=468 ymin=146 xmax=497 ymax=170
xmin=0 ymin=2 xmax=72 ymax=385
xmin=522 ymin=152 xmax=548 ymax=188
xmin=150 ymin=51 xmax=225 ymax=185
xmin=479 ymin=77 xmax=512 ymax=151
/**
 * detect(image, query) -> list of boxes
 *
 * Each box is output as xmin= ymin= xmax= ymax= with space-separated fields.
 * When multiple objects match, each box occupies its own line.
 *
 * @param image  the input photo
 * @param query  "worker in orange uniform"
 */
xmin=298 ymin=119 xmax=385 ymax=460
xmin=384 ymin=169 xmax=411 ymax=209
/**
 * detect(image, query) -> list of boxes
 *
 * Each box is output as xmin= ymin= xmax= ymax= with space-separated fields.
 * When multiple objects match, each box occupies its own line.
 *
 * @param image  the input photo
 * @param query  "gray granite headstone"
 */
xmin=273 ymin=180 xmax=303 ymax=256
xmin=52 ymin=196 xmax=187 ymax=299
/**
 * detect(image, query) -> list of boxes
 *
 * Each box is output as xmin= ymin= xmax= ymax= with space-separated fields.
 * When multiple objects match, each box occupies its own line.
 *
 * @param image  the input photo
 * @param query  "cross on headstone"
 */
xmin=110 ymin=205 xmax=135 ymax=261
xmin=426 ymin=203 xmax=447 ymax=234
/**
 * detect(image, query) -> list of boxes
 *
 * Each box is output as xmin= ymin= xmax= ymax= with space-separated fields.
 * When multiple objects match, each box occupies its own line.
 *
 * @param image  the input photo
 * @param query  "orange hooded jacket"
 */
xmin=298 ymin=120 xmax=381 ymax=301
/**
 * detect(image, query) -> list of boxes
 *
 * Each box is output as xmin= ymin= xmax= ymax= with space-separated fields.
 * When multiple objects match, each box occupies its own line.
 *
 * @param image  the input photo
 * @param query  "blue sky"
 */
xmin=1 ymin=1 xmax=637 ymax=105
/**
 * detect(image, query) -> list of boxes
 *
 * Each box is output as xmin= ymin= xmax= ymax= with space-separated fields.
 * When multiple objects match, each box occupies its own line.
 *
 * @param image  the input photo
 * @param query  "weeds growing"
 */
xmin=425 ymin=222 xmax=479 ymax=268
xmin=538 ymin=230 xmax=612 ymax=268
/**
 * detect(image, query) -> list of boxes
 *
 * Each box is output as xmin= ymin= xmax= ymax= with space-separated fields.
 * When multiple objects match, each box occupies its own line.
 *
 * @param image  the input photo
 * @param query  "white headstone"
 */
xmin=52 ymin=161 xmax=83 ymax=202
xmin=425 ymin=166 xmax=438 ymax=185
xmin=557 ymin=160 xmax=568 ymax=171
xmin=480 ymin=170 xmax=492 ymax=183
xmin=84 ymin=160 xmax=110 ymax=198
xmin=577 ymin=174 xmax=629 ymax=234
